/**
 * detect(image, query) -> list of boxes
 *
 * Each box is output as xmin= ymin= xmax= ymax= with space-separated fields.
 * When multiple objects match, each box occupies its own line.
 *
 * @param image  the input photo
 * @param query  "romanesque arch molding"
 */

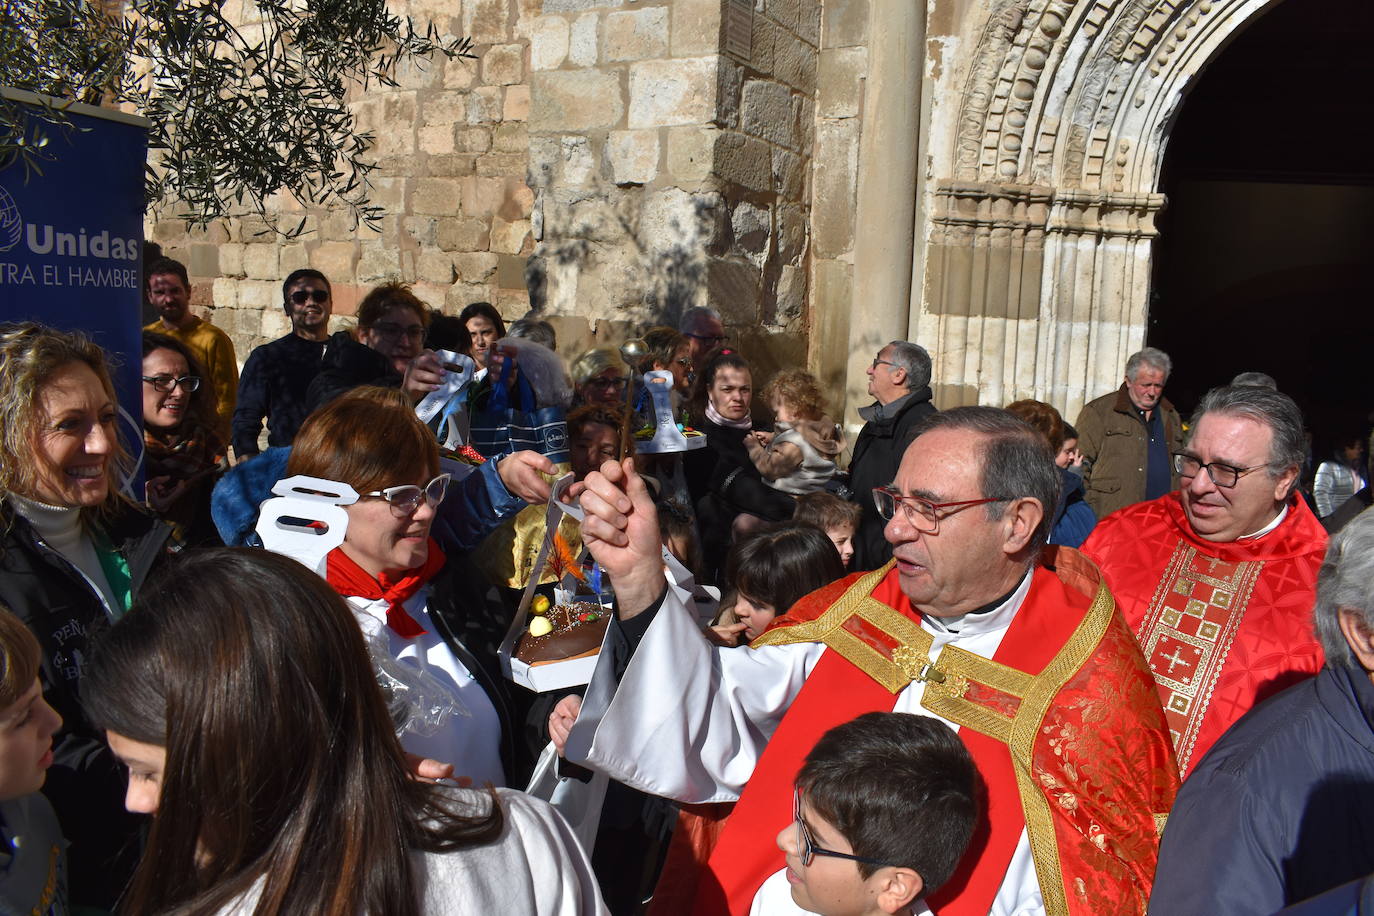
xmin=922 ymin=0 xmax=1279 ymax=414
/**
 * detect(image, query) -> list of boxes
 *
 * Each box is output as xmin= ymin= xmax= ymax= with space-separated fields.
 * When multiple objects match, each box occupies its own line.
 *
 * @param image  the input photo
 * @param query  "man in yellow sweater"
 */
xmin=142 ymin=257 xmax=238 ymax=444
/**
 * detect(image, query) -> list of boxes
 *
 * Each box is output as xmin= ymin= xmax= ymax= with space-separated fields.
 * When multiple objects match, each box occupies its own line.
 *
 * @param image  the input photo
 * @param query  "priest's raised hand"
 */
xmin=567 ymin=457 xmax=665 ymax=619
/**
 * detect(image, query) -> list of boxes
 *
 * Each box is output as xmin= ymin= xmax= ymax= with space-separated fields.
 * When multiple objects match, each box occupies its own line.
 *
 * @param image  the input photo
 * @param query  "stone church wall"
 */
xmin=147 ymin=0 xmax=540 ymax=351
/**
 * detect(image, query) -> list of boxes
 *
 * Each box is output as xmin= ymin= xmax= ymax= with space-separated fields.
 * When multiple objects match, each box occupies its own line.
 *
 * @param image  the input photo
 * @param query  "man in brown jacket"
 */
xmin=1075 ymin=347 xmax=1184 ymax=519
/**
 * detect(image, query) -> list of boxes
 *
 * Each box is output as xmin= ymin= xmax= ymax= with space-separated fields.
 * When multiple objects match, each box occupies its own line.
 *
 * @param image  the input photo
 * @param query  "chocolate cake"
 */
xmin=514 ymin=601 xmax=610 ymax=665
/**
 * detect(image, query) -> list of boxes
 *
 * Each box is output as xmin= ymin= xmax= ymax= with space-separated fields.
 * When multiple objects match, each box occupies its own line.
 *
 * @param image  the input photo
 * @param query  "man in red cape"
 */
xmin=1082 ymin=385 xmax=1327 ymax=776
xmin=560 ymin=408 xmax=1178 ymax=916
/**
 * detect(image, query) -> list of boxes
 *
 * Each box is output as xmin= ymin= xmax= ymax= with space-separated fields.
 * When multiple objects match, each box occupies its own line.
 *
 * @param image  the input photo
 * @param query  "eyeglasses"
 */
xmin=1173 ymin=453 xmax=1268 ymax=489
xmin=142 ymin=375 xmax=201 ymax=393
xmin=685 ymin=333 xmax=729 ymax=346
xmin=586 ymin=376 xmax=627 ymax=390
xmin=289 ymin=288 xmax=330 ymax=305
xmin=870 ymin=358 xmax=900 ymax=371
xmin=362 ymin=474 xmax=450 ymax=515
xmin=872 ymin=486 xmax=1008 ymax=534
xmin=370 ymin=322 xmax=426 ymax=342
xmin=793 ymin=789 xmax=896 ymax=869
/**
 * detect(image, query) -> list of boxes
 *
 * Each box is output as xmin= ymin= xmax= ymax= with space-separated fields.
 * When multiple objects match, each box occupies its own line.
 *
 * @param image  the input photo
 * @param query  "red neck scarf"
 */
xmin=324 ymin=539 xmax=446 ymax=638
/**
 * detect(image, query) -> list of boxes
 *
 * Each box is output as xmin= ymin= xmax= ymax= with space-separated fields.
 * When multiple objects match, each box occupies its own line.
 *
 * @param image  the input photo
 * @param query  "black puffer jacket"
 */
xmin=0 ymin=500 xmax=174 ymax=908
xmin=305 ymin=330 xmax=402 ymax=413
xmin=849 ymin=387 xmax=937 ymax=570
xmin=684 ymin=418 xmax=797 ymax=584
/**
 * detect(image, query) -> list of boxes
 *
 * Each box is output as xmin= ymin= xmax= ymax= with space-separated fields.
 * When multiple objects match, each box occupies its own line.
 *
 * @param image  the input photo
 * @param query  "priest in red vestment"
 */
xmin=559 ymin=408 xmax=1178 ymax=916
xmin=1082 ymin=385 xmax=1327 ymax=776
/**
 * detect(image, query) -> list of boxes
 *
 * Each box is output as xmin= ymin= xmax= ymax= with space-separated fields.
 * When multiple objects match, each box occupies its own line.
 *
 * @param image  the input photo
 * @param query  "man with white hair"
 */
xmin=1083 ymin=385 xmax=1328 ymax=775
xmin=1075 ymin=347 xmax=1184 ymax=518
xmin=849 ymin=340 xmax=937 ymax=569
xmin=1149 ymin=508 xmax=1374 ymax=915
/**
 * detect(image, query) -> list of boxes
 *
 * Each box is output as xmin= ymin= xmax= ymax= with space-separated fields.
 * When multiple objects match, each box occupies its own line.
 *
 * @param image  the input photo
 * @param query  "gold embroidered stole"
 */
xmin=753 ymin=562 xmax=1118 ymax=916
xmin=1133 ymin=543 xmax=1262 ymax=770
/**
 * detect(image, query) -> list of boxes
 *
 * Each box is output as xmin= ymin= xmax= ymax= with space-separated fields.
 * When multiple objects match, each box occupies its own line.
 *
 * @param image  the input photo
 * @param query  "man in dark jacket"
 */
xmin=232 ymin=269 xmax=333 ymax=460
xmin=1150 ymin=509 xmax=1374 ymax=915
xmin=848 ymin=340 xmax=936 ymax=570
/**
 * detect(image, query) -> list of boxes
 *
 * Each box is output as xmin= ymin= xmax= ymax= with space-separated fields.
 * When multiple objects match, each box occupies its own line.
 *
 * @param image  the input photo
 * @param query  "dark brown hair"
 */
xmin=356 ymin=282 xmax=430 ymax=331
xmin=145 ymin=257 xmax=190 ymax=291
xmin=142 ymin=330 xmax=220 ymax=434
xmin=727 ymin=523 xmax=845 ymax=614
xmin=690 ymin=348 xmax=751 ymax=419
xmin=639 ymin=326 xmax=687 ymax=373
xmin=457 ymin=302 xmax=507 ymax=346
xmin=82 ymin=548 xmax=503 ymax=915
xmin=1003 ymin=399 xmax=1066 ymax=452
xmin=288 ymin=388 xmax=439 ymax=493
xmin=798 ymin=711 xmax=978 ymax=887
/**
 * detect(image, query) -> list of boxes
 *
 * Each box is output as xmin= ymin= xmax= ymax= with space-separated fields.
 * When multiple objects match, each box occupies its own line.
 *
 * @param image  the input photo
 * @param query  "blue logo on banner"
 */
xmin=0 ymin=97 xmax=149 ymax=496
xmin=0 ymin=185 xmax=21 ymax=252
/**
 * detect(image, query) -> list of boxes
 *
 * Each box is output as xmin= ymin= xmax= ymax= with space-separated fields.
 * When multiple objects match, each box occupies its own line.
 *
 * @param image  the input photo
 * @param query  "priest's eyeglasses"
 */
xmin=793 ymin=790 xmax=897 ymax=869
xmin=362 ymin=474 xmax=451 ymax=516
xmin=872 ymin=486 xmax=1009 ymax=534
xmin=1172 ymin=453 xmax=1267 ymax=488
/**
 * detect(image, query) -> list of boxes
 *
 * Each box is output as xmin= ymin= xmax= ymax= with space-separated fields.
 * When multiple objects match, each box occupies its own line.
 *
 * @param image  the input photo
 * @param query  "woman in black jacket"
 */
xmin=683 ymin=349 xmax=795 ymax=584
xmin=0 ymin=322 xmax=175 ymax=908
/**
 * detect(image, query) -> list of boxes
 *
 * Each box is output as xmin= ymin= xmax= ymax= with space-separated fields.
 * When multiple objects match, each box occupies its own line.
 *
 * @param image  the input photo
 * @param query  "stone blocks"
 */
xmin=532 ymin=70 xmax=625 ymax=130
xmin=607 ymin=130 xmax=660 ymax=185
xmin=605 ymin=8 xmax=669 ymax=61
xmin=629 ymin=58 xmax=717 ymax=128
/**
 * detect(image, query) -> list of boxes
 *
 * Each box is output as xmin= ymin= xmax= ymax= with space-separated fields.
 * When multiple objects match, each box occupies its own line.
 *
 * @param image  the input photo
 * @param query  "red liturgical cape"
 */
xmin=1082 ymin=493 xmax=1326 ymax=775
xmin=694 ymin=549 xmax=1178 ymax=916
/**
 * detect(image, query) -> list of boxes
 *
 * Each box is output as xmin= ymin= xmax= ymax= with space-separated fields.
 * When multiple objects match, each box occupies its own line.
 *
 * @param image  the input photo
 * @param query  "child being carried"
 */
xmin=746 ymin=370 xmax=844 ymax=496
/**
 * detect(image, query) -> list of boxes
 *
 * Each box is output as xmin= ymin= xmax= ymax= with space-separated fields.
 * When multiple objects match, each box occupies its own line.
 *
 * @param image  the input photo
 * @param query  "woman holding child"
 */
xmin=84 ymin=547 xmax=605 ymax=914
xmin=683 ymin=350 xmax=796 ymax=583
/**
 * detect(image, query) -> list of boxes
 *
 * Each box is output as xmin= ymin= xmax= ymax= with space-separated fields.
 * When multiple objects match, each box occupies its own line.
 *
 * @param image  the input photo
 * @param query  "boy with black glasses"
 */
xmin=751 ymin=712 xmax=978 ymax=916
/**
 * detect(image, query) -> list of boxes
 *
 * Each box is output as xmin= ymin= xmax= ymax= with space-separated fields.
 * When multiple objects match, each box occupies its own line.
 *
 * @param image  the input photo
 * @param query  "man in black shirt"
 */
xmin=231 ymin=269 xmax=333 ymax=460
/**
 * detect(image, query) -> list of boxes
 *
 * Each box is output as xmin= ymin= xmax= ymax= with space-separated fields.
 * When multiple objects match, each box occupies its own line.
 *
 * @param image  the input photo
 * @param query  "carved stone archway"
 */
xmin=919 ymin=0 xmax=1282 ymax=416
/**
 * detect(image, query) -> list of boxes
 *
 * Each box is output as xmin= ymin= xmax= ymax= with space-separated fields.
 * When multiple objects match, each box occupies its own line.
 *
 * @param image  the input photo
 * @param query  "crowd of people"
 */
xmin=2 ymin=261 xmax=1373 ymax=916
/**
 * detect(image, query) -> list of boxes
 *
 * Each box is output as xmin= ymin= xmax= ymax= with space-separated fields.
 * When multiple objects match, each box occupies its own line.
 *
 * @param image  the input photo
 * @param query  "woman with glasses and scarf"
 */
xmin=285 ymin=387 xmax=514 ymax=788
xmin=142 ymin=331 xmax=228 ymax=544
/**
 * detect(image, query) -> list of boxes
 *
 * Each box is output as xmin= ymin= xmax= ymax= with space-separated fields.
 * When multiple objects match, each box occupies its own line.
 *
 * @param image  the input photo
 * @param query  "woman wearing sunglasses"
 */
xmin=142 ymin=331 xmax=228 ymax=545
xmin=285 ymin=388 xmax=514 ymax=788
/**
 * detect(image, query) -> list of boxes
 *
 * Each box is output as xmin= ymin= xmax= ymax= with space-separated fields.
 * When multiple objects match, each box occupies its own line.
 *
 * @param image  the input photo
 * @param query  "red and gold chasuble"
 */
xmin=690 ymin=549 xmax=1178 ymax=916
xmin=1082 ymin=493 xmax=1326 ymax=776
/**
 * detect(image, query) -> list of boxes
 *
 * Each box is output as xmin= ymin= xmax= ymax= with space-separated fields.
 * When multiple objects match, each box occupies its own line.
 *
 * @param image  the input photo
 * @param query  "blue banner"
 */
xmin=0 ymin=90 xmax=150 ymax=494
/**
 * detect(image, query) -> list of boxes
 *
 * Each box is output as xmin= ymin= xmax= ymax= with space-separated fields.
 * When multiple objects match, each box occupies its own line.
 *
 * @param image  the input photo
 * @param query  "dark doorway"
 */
xmin=1148 ymin=0 xmax=1374 ymax=455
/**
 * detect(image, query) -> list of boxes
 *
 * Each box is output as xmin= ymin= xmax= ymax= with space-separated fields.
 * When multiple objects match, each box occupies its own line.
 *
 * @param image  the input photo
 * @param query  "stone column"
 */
xmin=1035 ymin=190 xmax=1165 ymax=419
xmin=843 ymin=0 xmax=925 ymax=424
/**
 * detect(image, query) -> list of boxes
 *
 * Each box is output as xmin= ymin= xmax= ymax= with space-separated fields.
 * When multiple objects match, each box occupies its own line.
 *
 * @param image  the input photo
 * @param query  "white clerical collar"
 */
xmin=1238 ymin=503 xmax=1288 ymax=541
xmin=922 ymin=567 xmax=1034 ymax=638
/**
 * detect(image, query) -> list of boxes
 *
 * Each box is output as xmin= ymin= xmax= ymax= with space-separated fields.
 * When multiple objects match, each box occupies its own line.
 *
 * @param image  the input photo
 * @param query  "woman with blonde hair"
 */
xmin=570 ymin=347 xmax=630 ymax=409
xmin=0 ymin=321 xmax=174 ymax=907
